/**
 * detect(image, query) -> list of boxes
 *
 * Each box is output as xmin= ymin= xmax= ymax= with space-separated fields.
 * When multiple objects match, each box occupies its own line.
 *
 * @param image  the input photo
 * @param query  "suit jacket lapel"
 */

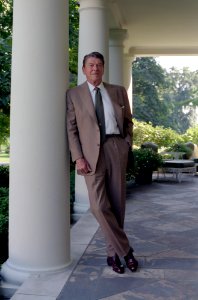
xmin=79 ymin=82 xmax=98 ymax=123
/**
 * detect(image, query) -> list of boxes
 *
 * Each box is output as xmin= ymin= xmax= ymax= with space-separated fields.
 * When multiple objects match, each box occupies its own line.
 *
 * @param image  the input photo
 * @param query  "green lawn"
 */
xmin=0 ymin=153 xmax=9 ymax=163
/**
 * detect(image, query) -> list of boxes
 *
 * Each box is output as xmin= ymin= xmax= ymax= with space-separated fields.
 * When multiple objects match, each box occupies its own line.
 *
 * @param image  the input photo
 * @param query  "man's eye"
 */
xmin=87 ymin=64 xmax=103 ymax=68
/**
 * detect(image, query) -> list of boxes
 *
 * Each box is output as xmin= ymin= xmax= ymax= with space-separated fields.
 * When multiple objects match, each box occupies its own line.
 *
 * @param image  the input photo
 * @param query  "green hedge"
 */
xmin=0 ymin=187 xmax=9 ymax=236
xmin=133 ymin=119 xmax=182 ymax=147
xmin=0 ymin=187 xmax=9 ymax=264
xmin=0 ymin=166 xmax=9 ymax=263
xmin=0 ymin=165 xmax=9 ymax=188
xmin=133 ymin=119 xmax=198 ymax=148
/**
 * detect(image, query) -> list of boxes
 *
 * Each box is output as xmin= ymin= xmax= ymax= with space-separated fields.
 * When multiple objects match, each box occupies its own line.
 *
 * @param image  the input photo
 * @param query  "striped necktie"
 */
xmin=95 ymin=87 xmax=106 ymax=144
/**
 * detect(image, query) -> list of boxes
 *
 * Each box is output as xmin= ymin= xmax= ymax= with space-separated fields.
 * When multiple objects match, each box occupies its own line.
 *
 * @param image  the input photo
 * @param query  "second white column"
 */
xmin=74 ymin=0 xmax=109 ymax=218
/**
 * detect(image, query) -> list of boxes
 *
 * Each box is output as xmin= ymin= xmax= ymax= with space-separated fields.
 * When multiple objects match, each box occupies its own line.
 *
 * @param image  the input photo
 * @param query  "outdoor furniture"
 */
xmin=158 ymin=159 xmax=196 ymax=182
xmin=141 ymin=142 xmax=158 ymax=153
xmin=161 ymin=151 xmax=185 ymax=159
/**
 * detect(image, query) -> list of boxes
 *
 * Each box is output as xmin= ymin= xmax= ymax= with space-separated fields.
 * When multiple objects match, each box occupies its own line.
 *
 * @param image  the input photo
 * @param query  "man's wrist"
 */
xmin=76 ymin=157 xmax=84 ymax=163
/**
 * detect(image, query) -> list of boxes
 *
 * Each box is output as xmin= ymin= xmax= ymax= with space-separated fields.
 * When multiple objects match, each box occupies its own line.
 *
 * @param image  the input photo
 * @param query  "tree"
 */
xmin=0 ymin=36 xmax=11 ymax=114
xmin=0 ymin=112 xmax=9 ymax=145
xmin=69 ymin=0 xmax=79 ymax=86
xmin=0 ymin=0 xmax=13 ymax=114
xmin=133 ymin=58 xmax=198 ymax=133
xmin=0 ymin=0 xmax=12 ymax=39
xmin=0 ymin=0 xmax=12 ymax=146
xmin=164 ymin=67 xmax=198 ymax=133
xmin=132 ymin=57 xmax=169 ymax=127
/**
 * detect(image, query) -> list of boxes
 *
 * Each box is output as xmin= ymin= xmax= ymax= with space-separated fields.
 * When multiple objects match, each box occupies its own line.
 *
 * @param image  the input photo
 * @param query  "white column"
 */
xmin=123 ymin=54 xmax=135 ymax=110
xmin=109 ymin=29 xmax=127 ymax=85
xmin=1 ymin=0 xmax=70 ymax=285
xmin=74 ymin=0 xmax=109 ymax=218
xmin=78 ymin=0 xmax=109 ymax=83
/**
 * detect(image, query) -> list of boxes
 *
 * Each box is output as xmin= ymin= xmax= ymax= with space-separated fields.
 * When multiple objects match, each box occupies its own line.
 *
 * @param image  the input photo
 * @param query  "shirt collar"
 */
xmin=87 ymin=81 xmax=104 ymax=92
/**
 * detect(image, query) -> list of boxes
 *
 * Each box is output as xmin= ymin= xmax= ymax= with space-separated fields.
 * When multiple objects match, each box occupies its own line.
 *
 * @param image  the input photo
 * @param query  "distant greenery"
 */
xmin=69 ymin=0 xmax=79 ymax=87
xmin=133 ymin=57 xmax=198 ymax=134
xmin=133 ymin=57 xmax=168 ymax=127
xmin=0 ymin=0 xmax=12 ymax=150
xmin=133 ymin=118 xmax=198 ymax=148
xmin=166 ymin=143 xmax=193 ymax=159
xmin=0 ymin=112 xmax=9 ymax=145
xmin=133 ymin=119 xmax=182 ymax=148
xmin=0 ymin=0 xmax=13 ymax=114
xmin=182 ymin=125 xmax=198 ymax=144
xmin=0 ymin=152 xmax=9 ymax=162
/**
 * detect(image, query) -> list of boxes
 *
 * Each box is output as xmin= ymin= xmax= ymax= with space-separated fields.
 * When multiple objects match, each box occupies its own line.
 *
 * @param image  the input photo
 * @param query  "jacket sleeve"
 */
xmin=66 ymin=90 xmax=83 ymax=162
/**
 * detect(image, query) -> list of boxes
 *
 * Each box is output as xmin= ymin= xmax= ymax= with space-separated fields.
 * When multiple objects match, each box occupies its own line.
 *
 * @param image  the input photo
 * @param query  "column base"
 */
xmin=1 ymin=258 xmax=71 ymax=286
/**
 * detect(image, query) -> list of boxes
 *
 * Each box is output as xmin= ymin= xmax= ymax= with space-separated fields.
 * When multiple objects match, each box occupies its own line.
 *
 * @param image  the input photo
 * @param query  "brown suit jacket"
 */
xmin=66 ymin=81 xmax=133 ymax=175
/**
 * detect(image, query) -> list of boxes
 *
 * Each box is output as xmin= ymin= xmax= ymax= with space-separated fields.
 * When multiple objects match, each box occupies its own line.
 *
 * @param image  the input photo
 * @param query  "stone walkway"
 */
xmin=58 ymin=174 xmax=198 ymax=300
xmin=6 ymin=173 xmax=198 ymax=299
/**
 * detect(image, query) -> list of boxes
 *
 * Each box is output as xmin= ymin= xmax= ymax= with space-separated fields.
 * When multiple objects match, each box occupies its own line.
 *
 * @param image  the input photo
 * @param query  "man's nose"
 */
xmin=93 ymin=64 xmax=99 ymax=70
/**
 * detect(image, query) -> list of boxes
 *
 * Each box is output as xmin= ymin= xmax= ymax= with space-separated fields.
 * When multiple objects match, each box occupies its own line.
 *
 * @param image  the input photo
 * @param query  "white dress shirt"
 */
xmin=87 ymin=82 xmax=120 ymax=135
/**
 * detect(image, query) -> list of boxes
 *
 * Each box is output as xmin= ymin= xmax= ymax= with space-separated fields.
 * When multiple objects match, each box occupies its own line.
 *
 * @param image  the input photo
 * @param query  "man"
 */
xmin=66 ymin=51 xmax=138 ymax=274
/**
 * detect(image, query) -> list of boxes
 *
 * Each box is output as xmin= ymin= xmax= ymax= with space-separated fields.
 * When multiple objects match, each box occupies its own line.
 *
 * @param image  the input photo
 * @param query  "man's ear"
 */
xmin=82 ymin=66 xmax=85 ymax=74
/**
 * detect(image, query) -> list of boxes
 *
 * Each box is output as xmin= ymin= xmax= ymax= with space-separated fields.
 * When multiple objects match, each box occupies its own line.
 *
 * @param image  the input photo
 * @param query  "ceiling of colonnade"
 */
xmin=108 ymin=0 xmax=198 ymax=56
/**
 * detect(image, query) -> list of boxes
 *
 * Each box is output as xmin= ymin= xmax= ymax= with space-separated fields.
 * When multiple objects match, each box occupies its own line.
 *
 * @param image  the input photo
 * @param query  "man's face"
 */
xmin=82 ymin=57 xmax=104 ymax=86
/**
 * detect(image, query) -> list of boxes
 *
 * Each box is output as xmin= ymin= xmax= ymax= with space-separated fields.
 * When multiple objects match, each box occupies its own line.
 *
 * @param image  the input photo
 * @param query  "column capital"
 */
xmin=79 ymin=0 xmax=107 ymax=11
xmin=109 ymin=29 xmax=128 ymax=46
xmin=124 ymin=52 xmax=135 ymax=63
xmin=128 ymin=47 xmax=139 ymax=61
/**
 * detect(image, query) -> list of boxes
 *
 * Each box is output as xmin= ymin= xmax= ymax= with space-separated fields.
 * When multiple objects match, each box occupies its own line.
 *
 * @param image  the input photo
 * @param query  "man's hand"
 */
xmin=76 ymin=158 xmax=92 ymax=175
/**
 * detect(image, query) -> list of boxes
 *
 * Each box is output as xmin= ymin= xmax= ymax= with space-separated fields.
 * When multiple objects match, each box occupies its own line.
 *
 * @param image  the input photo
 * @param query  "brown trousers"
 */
xmin=84 ymin=136 xmax=131 ymax=257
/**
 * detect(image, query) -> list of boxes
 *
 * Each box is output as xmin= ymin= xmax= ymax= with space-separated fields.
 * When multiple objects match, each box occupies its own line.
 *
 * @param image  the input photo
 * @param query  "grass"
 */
xmin=0 ymin=153 xmax=9 ymax=163
xmin=0 ymin=144 xmax=10 ymax=163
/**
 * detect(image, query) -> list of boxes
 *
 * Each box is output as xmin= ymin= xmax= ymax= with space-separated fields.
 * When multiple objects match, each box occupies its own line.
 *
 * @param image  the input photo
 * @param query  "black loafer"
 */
xmin=107 ymin=254 xmax=125 ymax=274
xmin=124 ymin=248 xmax=138 ymax=272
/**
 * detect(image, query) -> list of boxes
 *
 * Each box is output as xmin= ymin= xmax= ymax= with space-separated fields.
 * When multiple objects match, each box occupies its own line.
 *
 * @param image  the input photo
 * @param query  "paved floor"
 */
xmin=57 ymin=173 xmax=198 ymax=300
xmin=7 ymin=173 xmax=198 ymax=299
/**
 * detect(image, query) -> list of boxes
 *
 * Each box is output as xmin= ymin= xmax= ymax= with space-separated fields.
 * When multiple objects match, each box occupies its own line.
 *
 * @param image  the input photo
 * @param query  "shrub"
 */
xmin=133 ymin=119 xmax=183 ymax=148
xmin=0 ymin=113 xmax=10 ymax=146
xmin=0 ymin=165 xmax=9 ymax=188
xmin=0 ymin=187 xmax=9 ymax=235
xmin=182 ymin=126 xmax=198 ymax=144
xmin=133 ymin=148 xmax=163 ymax=173
xmin=126 ymin=148 xmax=163 ymax=182
xmin=166 ymin=143 xmax=193 ymax=159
